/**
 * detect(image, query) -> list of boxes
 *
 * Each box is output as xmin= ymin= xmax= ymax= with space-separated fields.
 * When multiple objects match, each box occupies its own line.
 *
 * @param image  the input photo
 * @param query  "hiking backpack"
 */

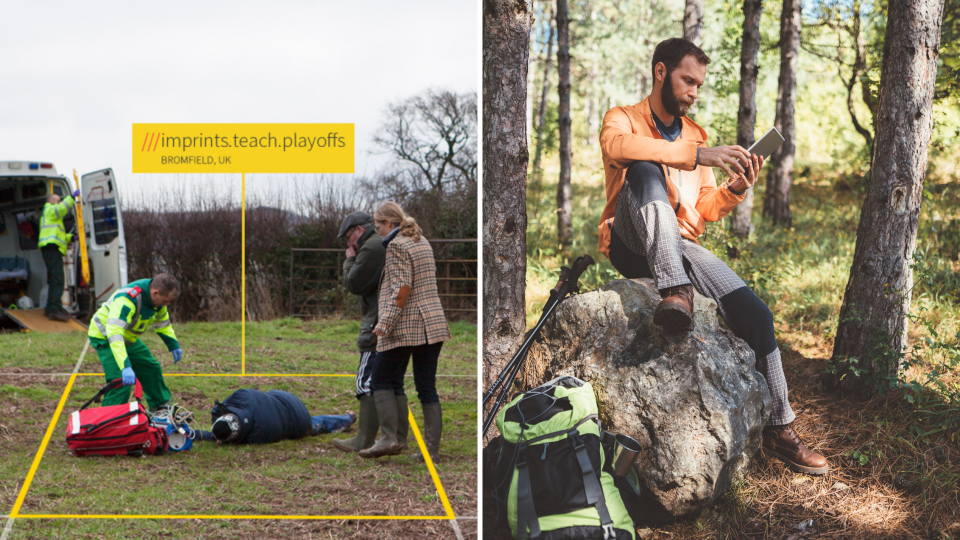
xmin=490 ymin=376 xmax=641 ymax=540
xmin=65 ymin=379 xmax=168 ymax=457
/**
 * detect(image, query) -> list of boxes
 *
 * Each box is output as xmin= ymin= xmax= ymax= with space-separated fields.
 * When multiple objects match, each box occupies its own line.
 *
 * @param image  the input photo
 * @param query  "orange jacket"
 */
xmin=597 ymin=96 xmax=745 ymax=258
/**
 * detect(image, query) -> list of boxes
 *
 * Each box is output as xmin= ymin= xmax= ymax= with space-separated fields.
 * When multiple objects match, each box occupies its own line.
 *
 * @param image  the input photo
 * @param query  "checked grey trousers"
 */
xmin=609 ymin=160 xmax=795 ymax=426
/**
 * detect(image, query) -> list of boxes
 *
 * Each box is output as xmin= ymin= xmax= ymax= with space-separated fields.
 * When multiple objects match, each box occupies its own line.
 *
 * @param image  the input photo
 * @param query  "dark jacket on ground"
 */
xmin=342 ymin=224 xmax=385 ymax=352
xmin=211 ymin=389 xmax=311 ymax=444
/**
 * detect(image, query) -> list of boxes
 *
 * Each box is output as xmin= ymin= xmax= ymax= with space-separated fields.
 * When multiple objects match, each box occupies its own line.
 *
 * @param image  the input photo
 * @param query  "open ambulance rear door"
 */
xmin=81 ymin=168 xmax=128 ymax=307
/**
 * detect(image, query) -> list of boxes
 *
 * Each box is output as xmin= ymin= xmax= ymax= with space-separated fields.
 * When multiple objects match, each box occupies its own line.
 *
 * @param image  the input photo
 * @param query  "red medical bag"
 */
xmin=65 ymin=379 xmax=168 ymax=457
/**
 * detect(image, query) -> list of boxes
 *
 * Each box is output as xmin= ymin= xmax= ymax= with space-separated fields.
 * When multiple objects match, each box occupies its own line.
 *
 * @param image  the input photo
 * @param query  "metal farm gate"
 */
xmin=287 ymin=239 xmax=476 ymax=320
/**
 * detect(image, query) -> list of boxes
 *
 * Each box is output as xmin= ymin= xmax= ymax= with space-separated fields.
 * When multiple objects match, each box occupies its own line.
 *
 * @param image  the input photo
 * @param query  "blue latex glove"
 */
xmin=172 ymin=349 xmax=183 ymax=363
xmin=121 ymin=367 xmax=136 ymax=386
xmin=71 ymin=189 xmax=80 ymax=198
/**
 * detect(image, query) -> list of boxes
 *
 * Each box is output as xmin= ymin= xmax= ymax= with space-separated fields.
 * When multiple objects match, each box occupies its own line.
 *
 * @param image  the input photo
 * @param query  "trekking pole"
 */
xmin=481 ymin=279 xmax=564 ymax=409
xmin=482 ymin=255 xmax=594 ymax=437
xmin=481 ymin=263 xmax=576 ymax=409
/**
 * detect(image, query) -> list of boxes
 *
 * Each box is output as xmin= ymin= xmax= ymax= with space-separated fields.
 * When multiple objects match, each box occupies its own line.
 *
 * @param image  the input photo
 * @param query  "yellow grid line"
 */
xmin=9 ymin=373 xmax=77 ymax=518
xmin=9 ymin=372 xmax=455 ymax=521
xmin=242 ymin=171 xmax=246 ymax=376
xmin=74 ymin=373 xmax=356 ymax=377
xmin=407 ymin=408 xmax=455 ymax=519
xmin=14 ymin=514 xmax=449 ymax=520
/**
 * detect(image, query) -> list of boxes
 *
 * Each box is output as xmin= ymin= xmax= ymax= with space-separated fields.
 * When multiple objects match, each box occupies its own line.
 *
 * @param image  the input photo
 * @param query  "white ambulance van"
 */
xmin=0 ymin=161 xmax=127 ymax=330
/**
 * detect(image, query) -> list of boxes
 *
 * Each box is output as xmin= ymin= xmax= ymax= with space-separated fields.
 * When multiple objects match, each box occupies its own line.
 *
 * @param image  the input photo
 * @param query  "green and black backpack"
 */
xmin=489 ymin=376 xmax=642 ymax=540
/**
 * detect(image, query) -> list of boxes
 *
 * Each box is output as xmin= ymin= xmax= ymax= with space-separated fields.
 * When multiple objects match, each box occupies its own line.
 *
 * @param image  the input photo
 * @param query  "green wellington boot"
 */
xmin=396 ymin=393 xmax=409 ymax=450
xmin=332 ymin=394 xmax=380 ymax=453
xmin=358 ymin=390 xmax=403 ymax=459
xmin=412 ymin=402 xmax=442 ymax=462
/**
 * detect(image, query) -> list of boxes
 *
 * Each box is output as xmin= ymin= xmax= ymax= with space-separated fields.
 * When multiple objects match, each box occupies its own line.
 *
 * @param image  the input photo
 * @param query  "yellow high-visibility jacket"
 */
xmin=38 ymin=195 xmax=75 ymax=255
xmin=88 ymin=279 xmax=180 ymax=370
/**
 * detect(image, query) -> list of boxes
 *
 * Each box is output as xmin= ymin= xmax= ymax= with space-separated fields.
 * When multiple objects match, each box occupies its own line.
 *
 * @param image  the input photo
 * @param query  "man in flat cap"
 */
xmin=332 ymin=211 xmax=408 ymax=453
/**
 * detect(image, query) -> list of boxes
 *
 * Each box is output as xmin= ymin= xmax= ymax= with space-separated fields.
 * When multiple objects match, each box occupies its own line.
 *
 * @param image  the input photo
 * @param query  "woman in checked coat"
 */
xmin=358 ymin=202 xmax=451 ymax=461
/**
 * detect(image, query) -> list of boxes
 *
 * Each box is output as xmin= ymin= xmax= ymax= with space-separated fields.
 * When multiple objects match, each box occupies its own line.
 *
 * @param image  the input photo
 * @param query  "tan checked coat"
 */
xmin=374 ymin=234 xmax=451 ymax=351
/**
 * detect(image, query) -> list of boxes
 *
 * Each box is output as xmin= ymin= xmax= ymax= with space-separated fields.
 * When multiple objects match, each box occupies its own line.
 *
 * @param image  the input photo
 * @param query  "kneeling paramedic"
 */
xmin=88 ymin=273 xmax=183 ymax=412
xmin=205 ymin=388 xmax=356 ymax=445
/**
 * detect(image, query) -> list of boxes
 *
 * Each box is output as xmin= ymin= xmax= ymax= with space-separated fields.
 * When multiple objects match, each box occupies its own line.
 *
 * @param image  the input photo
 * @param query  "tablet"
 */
xmin=748 ymin=126 xmax=785 ymax=159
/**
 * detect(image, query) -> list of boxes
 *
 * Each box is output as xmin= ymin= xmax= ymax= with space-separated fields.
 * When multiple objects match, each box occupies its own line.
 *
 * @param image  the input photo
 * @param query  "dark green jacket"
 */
xmin=343 ymin=225 xmax=385 ymax=352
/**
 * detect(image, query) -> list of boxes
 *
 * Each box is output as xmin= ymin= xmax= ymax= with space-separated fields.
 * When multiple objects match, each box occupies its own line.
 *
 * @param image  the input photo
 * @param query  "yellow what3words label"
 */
xmin=132 ymin=123 xmax=354 ymax=173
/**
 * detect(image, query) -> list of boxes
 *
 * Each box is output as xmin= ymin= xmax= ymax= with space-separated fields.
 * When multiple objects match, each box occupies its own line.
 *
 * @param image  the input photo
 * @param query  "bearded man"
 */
xmin=597 ymin=38 xmax=828 ymax=475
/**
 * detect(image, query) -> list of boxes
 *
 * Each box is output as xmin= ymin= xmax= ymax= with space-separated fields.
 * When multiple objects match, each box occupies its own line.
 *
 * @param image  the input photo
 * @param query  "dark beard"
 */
xmin=660 ymin=71 xmax=691 ymax=117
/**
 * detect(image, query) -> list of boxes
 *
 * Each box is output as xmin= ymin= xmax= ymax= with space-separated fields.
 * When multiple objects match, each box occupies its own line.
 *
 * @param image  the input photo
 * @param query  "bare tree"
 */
xmin=729 ymin=0 xmax=763 ymax=237
xmin=483 ymin=0 xmax=532 ymax=415
xmin=372 ymin=89 xmax=477 ymax=196
xmin=556 ymin=0 xmax=572 ymax=258
xmin=803 ymin=1 xmax=877 ymax=150
xmin=764 ymin=0 xmax=801 ymax=227
xmin=683 ymin=0 xmax=704 ymax=46
xmin=532 ymin=3 xmax=555 ymax=175
xmin=830 ymin=0 xmax=946 ymax=398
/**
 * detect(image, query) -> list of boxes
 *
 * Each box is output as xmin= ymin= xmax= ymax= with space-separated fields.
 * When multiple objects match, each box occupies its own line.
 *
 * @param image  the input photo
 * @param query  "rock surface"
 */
xmin=525 ymin=278 xmax=773 ymax=523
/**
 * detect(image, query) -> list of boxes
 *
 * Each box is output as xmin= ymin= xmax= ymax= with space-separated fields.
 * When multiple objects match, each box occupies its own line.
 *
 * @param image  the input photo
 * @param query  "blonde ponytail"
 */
xmin=399 ymin=216 xmax=422 ymax=243
xmin=374 ymin=202 xmax=422 ymax=242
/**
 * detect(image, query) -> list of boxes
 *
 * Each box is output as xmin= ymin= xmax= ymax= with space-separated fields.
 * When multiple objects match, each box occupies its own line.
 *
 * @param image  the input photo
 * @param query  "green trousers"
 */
xmin=92 ymin=338 xmax=171 ymax=411
xmin=41 ymin=245 xmax=64 ymax=313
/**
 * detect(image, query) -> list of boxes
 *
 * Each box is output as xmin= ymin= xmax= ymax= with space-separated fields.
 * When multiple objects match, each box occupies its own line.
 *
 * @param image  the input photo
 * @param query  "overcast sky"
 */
xmin=1 ymin=1 xmax=478 ymax=206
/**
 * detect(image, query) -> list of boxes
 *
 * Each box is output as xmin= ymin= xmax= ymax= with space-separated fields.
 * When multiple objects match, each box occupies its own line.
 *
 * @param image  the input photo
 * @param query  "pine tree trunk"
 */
xmin=532 ymin=5 xmax=555 ymax=175
xmin=683 ymin=0 xmax=704 ymax=46
xmin=830 ymin=0 xmax=946 ymax=398
xmin=556 ymin=0 xmax=572 ymax=258
xmin=730 ymin=0 xmax=762 ymax=238
xmin=764 ymin=0 xmax=801 ymax=227
xmin=482 ymin=0 xmax=533 ymax=414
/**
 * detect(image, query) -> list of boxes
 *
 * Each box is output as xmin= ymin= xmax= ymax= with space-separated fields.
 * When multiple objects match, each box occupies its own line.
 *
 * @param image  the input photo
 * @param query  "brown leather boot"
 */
xmin=653 ymin=284 xmax=694 ymax=332
xmin=762 ymin=423 xmax=829 ymax=475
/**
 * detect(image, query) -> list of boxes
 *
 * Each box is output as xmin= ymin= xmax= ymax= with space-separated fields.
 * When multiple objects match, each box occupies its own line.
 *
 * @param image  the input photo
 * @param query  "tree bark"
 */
xmin=683 ymin=0 xmax=704 ymax=46
xmin=730 ymin=0 xmax=762 ymax=238
xmin=482 ymin=0 xmax=532 ymax=422
xmin=764 ymin=0 xmax=801 ymax=227
xmin=556 ymin=0 xmax=572 ymax=258
xmin=532 ymin=4 xmax=555 ymax=175
xmin=830 ymin=0 xmax=945 ymax=399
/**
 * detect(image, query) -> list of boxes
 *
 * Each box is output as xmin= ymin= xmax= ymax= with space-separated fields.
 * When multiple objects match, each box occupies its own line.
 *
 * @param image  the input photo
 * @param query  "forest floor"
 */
xmin=489 ymin=163 xmax=960 ymax=539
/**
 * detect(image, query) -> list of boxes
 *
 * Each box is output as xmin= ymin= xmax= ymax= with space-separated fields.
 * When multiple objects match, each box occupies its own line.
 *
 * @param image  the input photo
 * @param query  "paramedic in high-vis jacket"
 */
xmin=88 ymin=273 xmax=184 ymax=411
xmin=38 ymin=190 xmax=80 ymax=321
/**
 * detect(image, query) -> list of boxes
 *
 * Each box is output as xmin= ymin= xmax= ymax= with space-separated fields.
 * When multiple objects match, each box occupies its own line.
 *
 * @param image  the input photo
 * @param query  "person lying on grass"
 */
xmin=195 ymin=388 xmax=356 ymax=445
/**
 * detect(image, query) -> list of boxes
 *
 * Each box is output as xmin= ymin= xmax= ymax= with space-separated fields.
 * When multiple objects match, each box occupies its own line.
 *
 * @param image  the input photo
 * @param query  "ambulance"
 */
xmin=0 ymin=162 xmax=127 ymax=331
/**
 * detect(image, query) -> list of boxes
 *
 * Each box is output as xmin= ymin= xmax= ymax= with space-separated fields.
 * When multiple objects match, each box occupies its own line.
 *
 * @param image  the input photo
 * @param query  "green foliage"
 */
xmin=823 ymin=250 xmax=960 ymax=445
xmin=936 ymin=0 xmax=960 ymax=103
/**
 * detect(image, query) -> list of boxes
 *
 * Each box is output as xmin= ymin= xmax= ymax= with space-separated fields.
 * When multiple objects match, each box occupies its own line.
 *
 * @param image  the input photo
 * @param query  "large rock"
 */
xmin=524 ymin=278 xmax=772 ymax=524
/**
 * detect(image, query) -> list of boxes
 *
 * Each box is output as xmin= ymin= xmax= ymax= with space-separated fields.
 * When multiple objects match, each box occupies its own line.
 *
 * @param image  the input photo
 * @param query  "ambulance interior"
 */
xmin=0 ymin=176 xmax=77 ymax=313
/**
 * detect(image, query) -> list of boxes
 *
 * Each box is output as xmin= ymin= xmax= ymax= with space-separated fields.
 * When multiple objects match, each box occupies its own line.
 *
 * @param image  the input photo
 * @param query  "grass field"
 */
xmin=0 ymin=319 xmax=477 ymax=539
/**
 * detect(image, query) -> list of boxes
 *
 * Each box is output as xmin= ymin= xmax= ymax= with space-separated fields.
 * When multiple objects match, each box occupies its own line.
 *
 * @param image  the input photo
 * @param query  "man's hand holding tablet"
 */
xmin=699 ymin=126 xmax=785 ymax=193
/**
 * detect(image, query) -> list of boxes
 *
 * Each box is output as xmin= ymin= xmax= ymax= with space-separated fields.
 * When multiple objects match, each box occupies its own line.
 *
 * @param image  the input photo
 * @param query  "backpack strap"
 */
xmin=514 ymin=446 xmax=540 ymax=539
xmin=599 ymin=430 xmax=617 ymax=463
xmin=522 ymin=414 xmax=598 ymax=446
xmin=570 ymin=430 xmax=615 ymax=540
xmin=79 ymin=379 xmax=124 ymax=410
